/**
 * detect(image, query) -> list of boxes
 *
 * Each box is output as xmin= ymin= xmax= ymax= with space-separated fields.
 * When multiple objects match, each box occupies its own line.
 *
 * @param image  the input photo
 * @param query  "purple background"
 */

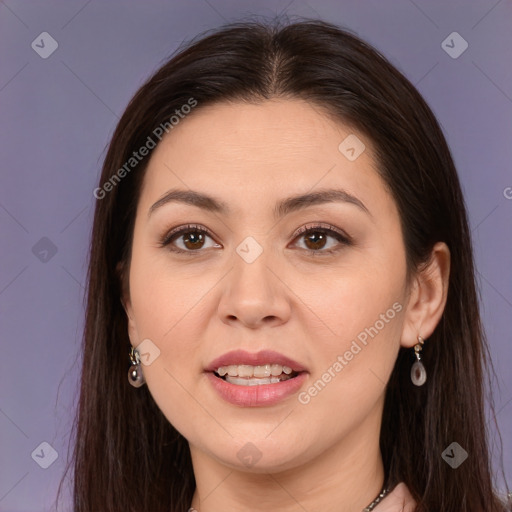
xmin=1 ymin=1 xmax=511 ymax=510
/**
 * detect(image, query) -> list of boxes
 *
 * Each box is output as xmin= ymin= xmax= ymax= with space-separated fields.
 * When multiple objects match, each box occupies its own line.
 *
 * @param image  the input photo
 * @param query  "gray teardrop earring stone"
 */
xmin=411 ymin=361 xmax=427 ymax=386
xmin=128 ymin=365 xmax=145 ymax=387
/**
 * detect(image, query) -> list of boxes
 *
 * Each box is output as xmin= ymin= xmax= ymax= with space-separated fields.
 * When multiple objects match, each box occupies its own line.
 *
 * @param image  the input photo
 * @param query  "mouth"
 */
xmin=205 ymin=366 xmax=308 ymax=407
xmin=204 ymin=350 xmax=308 ymax=404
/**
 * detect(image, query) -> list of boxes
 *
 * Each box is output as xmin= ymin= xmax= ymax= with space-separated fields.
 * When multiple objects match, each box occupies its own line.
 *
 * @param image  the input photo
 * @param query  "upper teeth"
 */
xmin=216 ymin=364 xmax=294 ymax=378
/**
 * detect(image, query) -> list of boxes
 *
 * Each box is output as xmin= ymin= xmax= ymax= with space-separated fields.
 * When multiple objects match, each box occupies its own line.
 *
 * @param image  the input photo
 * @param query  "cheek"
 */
xmin=298 ymin=282 xmax=404 ymax=428
xmin=128 ymin=244 xmax=222 ymax=374
xmin=300 ymin=252 xmax=405 ymax=340
xmin=294 ymin=245 xmax=406 ymax=393
xmin=304 ymin=281 xmax=404 ymax=384
xmin=129 ymin=234 xmax=198 ymax=328
xmin=127 ymin=250 xmax=213 ymax=430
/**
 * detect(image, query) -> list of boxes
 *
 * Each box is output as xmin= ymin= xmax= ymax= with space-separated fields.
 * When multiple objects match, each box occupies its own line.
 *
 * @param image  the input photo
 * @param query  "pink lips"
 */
xmin=204 ymin=349 xmax=308 ymax=407
xmin=204 ymin=349 xmax=307 ymax=373
xmin=205 ymin=371 xmax=308 ymax=407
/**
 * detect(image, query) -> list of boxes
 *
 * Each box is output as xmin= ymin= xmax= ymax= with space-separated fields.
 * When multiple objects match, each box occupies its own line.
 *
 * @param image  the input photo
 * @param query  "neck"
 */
xmin=189 ymin=400 xmax=386 ymax=512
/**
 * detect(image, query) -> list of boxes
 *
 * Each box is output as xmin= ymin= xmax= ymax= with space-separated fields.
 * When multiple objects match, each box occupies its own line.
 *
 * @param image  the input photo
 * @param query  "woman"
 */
xmin=56 ymin=18 xmax=511 ymax=512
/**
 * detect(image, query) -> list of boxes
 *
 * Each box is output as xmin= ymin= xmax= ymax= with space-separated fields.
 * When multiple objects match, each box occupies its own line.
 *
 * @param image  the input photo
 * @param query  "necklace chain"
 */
xmin=362 ymin=486 xmax=390 ymax=511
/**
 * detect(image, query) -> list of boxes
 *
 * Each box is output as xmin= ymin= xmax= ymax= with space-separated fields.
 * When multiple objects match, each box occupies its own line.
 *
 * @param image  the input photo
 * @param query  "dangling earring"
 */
xmin=411 ymin=335 xmax=427 ymax=386
xmin=128 ymin=345 xmax=146 ymax=388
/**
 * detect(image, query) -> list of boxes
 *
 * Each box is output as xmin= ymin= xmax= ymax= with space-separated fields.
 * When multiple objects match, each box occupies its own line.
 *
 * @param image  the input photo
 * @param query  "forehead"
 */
xmin=155 ymin=99 xmax=362 ymax=158
xmin=138 ymin=99 xmax=393 ymax=220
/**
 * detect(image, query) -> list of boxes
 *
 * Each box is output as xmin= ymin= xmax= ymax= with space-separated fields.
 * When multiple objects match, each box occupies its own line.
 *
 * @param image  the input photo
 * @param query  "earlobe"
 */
xmin=400 ymin=242 xmax=451 ymax=348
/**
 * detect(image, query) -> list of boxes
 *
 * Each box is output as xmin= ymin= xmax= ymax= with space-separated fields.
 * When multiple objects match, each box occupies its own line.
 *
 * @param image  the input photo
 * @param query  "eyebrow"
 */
xmin=148 ymin=187 xmax=371 ymax=219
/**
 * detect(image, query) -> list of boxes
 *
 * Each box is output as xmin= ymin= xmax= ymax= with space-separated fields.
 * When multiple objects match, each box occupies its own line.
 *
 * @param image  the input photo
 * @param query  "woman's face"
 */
xmin=123 ymin=99 xmax=414 ymax=474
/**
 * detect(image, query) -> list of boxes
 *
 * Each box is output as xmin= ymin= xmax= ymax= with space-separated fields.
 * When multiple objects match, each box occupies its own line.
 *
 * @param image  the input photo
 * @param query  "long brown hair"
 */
xmin=55 ymin=17 xmax=511 ymax=512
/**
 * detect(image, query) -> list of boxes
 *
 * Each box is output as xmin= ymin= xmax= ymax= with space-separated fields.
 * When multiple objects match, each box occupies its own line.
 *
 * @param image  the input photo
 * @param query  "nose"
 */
xmin=217 ymin=252 xmax=292 ymax=329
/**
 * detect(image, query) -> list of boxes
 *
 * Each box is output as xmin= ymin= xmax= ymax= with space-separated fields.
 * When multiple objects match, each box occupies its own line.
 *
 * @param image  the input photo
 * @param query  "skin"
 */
xmin=122 ymin=99 xmax=450 ymax=512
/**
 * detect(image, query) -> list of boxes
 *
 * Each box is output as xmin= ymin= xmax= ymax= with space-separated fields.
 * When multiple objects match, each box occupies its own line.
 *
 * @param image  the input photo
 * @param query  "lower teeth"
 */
xmin=222 ymin=374 xmax=293 ymax=386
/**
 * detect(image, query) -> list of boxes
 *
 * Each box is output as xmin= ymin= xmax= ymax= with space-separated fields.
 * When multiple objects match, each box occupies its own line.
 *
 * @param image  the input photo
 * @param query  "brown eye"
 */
xmin=293 ymin=224 xmax=352 ymax=255
xmin=180 ymin=230 xmax=206 ymax=250
xmin=303 ymin=231 xmax=329 ymax=251
xmin=161 ymin=224 xmax=220 ymax=254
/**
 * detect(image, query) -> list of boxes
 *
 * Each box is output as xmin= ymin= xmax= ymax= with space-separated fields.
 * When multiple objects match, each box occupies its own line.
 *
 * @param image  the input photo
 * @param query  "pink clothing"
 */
xmin=372 ymin=482 xmax=417 ymax=512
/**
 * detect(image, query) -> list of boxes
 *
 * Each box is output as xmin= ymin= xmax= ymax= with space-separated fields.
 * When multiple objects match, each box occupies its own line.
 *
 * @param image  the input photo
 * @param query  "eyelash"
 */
xmin=159 ymin=223 xmax=353 ymax=256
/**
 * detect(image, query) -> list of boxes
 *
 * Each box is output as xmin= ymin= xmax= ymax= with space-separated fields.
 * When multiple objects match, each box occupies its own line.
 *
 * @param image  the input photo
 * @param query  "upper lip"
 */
xmin=205 ymin=349 xmax=307 ymax=373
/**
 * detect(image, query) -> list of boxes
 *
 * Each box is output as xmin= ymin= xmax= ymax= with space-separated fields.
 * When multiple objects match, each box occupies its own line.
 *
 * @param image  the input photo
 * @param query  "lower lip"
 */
xmin=205 ymin=371 xmax=308 ymax=407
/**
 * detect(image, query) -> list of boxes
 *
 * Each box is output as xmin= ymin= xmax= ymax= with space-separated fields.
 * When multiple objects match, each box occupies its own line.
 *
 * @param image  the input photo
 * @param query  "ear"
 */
xmin=116 ymin=260 xmax=139 ymax=346
xmin=400 ymin=242 xmax=451 ymax=348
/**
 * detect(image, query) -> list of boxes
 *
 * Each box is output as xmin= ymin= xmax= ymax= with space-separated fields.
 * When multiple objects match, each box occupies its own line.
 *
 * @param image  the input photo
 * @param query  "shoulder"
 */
xmin=372 ymin=482 xmax=417 ymax=512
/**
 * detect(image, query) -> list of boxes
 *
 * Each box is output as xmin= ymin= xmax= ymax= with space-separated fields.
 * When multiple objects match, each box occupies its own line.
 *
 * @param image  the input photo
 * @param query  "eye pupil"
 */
xmin=184 ymin=231 xmax=205 ymax=250
xmin=305 ymin=232 xmax=327 ymax=250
